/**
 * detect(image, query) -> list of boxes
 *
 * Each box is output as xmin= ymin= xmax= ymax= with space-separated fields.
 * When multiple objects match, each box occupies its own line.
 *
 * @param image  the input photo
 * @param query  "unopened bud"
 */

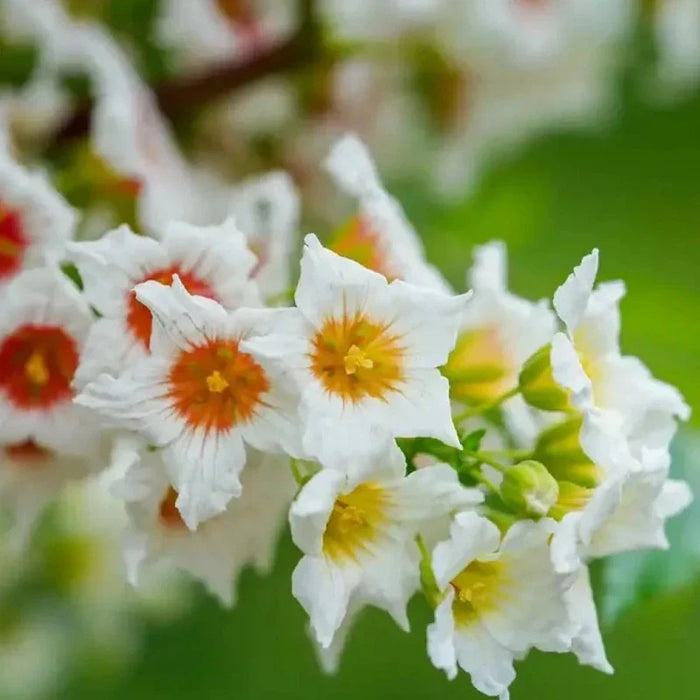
xmin=534 ymin=417 xmax=604 ymax=489
xmin=442 ymin=328 xmax=511 ymax=404
xmin=500 ymin=460 xmax=559 ymax=519
xmin=518 ymin=345 xmax=572 ymax=412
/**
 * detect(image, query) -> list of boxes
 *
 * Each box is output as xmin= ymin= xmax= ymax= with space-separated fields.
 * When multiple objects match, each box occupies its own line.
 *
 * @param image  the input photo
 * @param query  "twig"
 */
xmin=55 ymin=0 xmax=320 ymax=143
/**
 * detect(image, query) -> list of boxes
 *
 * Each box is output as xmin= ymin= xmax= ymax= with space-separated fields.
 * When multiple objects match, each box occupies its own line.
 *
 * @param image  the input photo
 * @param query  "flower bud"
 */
xmin=442 ymin=328 xmax=512 ymax=404
xmin=500 ymin=460 xmax=559 ymax=519
xmin=518 ymin=345 xmax=572 ymax=412
xmin=534 ymin=417 xmax=604 ymax=488
xmin=548 ymin=481 xmax=594 ymax=521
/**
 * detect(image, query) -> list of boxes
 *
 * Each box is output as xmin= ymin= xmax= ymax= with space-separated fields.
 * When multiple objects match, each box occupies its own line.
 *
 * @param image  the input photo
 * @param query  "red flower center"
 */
xmin=126 ymin=267 xmax=216 ymax=349
xmin=166 ymin=339 xmax=270 ymax=433
xmin=4 ymin=439 xmax=52 ymax=467
xmin=158 ymin=486 xmax=187 ymax=530
xmin=0 ymin=325 xmax=79 ymax=410
xmin=0 ymin=201 xmax=28 ymax=282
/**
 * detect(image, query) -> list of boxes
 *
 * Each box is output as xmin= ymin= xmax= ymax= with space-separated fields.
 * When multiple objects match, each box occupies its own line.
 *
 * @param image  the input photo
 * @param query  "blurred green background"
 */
xmin=53 ymin=75 xmax=700 ymax=700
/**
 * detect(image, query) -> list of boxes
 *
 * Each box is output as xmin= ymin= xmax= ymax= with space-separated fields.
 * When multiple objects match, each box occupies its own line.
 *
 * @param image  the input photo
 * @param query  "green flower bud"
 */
xmin=500 ymin=460 xmax=559 ymax=519
xmin=534 ymin=417 xmax=604 ymax=488
xmin=442 ymin=328 xmax=512 ymax=404
xmin=518 ymin=344 xmax=573 ymax=412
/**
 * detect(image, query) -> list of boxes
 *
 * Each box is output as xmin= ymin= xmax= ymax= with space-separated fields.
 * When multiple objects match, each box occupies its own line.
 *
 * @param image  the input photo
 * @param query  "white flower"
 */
xmin=551 ymin=422 xmax=692 ymax=574
xmin=443 ymin=241 xmax=555 ymax=440
xmin=228 ymin=171 xmax=300 ymax=299
xmin=290 ymin=442 xmax=482 ymax=649
xmin=324 ymin=134 xmax=450 ymax=291
xmin=245 ymin=234 xmax=469 ymax=472
xmin=156 ymin=0 xmax=294 ymax=72
xmin=69 ymin=218 xmax=259 ymax=386
xmin=76 ymin=277 xmax=302 ymax=529
xmin=0 ymin=268 xmax=98 ymax=452
xmin=427 ymin=511 xmax=575 ymax=698
xmin=111 ymin=438 xmax=295 ymax=605
xmin=321 ymin=0 xmax=439 ymax=41
xmin=550 ymin=249 xmax=690 ymax=444
xmin=0 ymin=440 xmax=98 ymax=547
xmin=432 ymin=0 xmax=633 ymax=196
xmin=0 ymin=150 xmax=75 ymax=288
xmin=652 ymin=0 xmax=700 ymax=100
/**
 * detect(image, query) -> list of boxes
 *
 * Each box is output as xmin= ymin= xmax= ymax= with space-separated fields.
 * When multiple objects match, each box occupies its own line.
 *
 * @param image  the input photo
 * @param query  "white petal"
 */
xmin=454 ymin=615 xmax=516 ymax=698
xmin=431 ymin=511 xmax=501 ymax=590
xmin=382 ymin=280 xmax=470 ymax=367
xmin=553 ymin=249 xmax=599 ymax=333
xmin=166 ymin=427 xmax=247 ymax=530
xmin=566 ymin=568 xmax=613 ymax=674
xmin=292 ymin=555 xmax=362 ymax=649
xmin=551 ymin=332 xmax=592 ymax=404
xmin=289 ymin=468 xmax=345 ymax=555
xmin=295 ymin=233 xmax=389 ymax=327
xmin=427 ymin=588 xmax=458 ymax=680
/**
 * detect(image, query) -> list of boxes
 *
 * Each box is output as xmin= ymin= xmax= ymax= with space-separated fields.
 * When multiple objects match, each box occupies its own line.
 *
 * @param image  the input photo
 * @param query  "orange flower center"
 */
xmin=0 ymin=201 xmax=27 ymax=282
xmin=0 ymin=325 xmax=78 ymax=410
xmin=126 ymin=268 xmax=217 ymax=349
xmin=329 ymin=215 xmax=397 ymax=280
xmin=165 ymin=339 xmax=270 ymax=432
xmin=310 ymin=313 xmax=405 ymax=403
xmin=4 ymin=440 xmax=52 ymax=467
xmin=158 ymin=486 xmax=187 ymax=530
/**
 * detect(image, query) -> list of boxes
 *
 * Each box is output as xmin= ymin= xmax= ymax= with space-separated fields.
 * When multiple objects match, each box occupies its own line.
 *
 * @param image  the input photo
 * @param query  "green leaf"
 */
xmin=599 ymin=430 xmax=700 ymax=626
xmin=460 ymin=428 xmax=486 ymax=453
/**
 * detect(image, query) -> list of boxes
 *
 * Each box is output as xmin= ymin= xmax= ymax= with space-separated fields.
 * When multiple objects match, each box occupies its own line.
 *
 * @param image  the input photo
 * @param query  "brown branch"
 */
xmin=55 ymin=0 xmax=320 ymax=143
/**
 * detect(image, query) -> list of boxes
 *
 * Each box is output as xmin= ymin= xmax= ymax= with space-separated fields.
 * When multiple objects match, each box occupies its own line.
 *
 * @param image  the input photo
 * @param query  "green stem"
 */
xmin=416 ymin=534 xmax=441 ymax=609
xmin=473 ymin=471 xmax=501 ymax=494
xmin=472 ymin=453 xmax=509 ymax=473
xmin=452 ymin=386 xmax=521 ymax=425
xmin=480 ymin=448 xmax=532 ymax=462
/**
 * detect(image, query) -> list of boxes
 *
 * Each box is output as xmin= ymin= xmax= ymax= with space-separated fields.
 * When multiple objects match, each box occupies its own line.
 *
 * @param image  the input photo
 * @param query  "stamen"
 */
xmin=24 ymin=351 xmax=49 ymax=386
xmin=344 ymin=344 xmax=374 ymax=375
xmin=206 ymin=370 xmax=229 ymax=393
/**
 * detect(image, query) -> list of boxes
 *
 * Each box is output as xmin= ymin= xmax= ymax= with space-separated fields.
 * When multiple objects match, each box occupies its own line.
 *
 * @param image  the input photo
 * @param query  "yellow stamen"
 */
xmin=335 ymin=502 xmax=366 ymax=530
xmin=343 ymin=344 xmax=374 ymax=375
xmin=0 ymin=238 xmax=20 ymax=257
xmin=206 ymin=370 xmax=229 ymax=393
xmin=24 ymin=352 xmax=49 ymax=386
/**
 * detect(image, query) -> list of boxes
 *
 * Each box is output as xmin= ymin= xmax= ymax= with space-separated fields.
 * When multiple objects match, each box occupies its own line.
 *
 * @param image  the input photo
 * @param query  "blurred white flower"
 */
xmin=0 ymin=151 xmax=75 ymax=289
xmin=112 ymin=438 xmax=295 ymax=605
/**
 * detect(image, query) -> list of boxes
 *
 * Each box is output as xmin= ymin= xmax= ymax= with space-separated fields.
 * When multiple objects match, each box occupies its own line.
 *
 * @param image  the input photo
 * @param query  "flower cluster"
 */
xmin=0 ymin=111 xmax=691 ymax=698
xmin=0 ymin=1 xmax=695 ymax=697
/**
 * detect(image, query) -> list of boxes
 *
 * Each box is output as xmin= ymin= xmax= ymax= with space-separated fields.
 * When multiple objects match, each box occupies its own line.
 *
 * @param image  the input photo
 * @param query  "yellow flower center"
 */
xmin=323 ymin=482 xmax=388 ymax=562
xmin=310 ymin=313 xmax=405 ymax=403
xmin=343 ymin=344 xmax=374 ymax=375
xmin=450 ymin=560 xmax=505 ymax=626
xmin=24 ymin=351 xmax=50 ymax=386
xmin=206 ymin=369 xmax=230 ymax=394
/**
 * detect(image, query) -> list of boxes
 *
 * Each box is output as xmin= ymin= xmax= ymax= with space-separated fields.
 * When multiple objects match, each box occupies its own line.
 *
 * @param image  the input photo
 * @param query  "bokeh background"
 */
xmin=1 ymin=1 xmax=699 ymax=698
